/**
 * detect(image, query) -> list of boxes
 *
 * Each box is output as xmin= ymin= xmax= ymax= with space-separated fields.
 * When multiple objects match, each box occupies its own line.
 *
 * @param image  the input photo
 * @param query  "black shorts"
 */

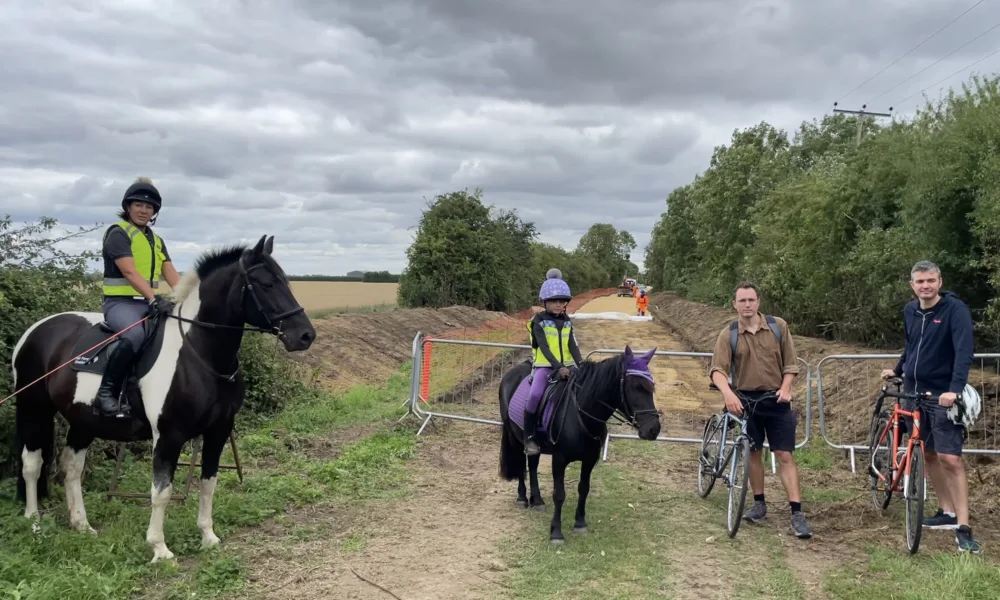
xmin=903 ymin=397 xmax=965 ymax=457
xmin=736 ymin=391 xmax=798 ymax=453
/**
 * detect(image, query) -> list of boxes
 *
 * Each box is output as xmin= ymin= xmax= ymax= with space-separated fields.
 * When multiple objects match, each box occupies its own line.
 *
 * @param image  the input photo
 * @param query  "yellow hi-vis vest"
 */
xmin=102 ymin=220 xmax=165 ymax=297
xmin=526 ymin=318 xmax=573 ymax=368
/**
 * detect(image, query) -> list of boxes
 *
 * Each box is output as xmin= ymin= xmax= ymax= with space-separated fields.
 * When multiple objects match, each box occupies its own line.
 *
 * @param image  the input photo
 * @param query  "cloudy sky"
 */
xmin=2 ymin=0 xmax=997 ymax=276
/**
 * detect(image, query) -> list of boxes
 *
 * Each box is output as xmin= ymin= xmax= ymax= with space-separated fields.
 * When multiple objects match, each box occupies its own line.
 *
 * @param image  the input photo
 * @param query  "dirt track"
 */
xmin=238 ymin=295 xmax=728 ymax=598
xmin=236 ymin=294 xmax=999 ymax=599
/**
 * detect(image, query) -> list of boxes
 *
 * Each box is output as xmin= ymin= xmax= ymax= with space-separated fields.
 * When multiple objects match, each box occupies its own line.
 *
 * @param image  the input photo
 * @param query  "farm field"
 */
xmin=289 ymin=281 xmax=398 ymax=315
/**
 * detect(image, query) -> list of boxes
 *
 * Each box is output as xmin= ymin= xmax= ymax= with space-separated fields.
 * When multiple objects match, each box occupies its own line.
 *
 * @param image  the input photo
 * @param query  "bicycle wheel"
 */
xmin=726 ymin=436 xmax=751 ymax=538
xmin=905 ymin=443 xmax=925 ymax=555
xmin=698 ymin=414 xmax=723 ymax=498
xmin=867 ymin=416 xmax=893 ymax=510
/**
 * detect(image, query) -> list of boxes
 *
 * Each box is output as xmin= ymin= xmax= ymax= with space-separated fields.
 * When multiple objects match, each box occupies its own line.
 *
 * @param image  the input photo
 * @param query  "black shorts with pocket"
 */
xmin=736 ymin=390 xmax=798 ymax=452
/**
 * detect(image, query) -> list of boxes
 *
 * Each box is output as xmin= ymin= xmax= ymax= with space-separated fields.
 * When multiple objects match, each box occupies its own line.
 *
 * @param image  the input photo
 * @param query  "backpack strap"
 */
xmin=728 ymin=315 xmax=783 ymax=384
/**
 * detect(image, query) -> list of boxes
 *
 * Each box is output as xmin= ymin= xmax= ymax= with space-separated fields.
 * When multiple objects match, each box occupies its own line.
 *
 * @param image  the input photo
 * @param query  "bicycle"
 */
xmin=866 ymin=376 xmax=937 ymax=555
xmin=697 ymin=386 xmax=777 ymax=538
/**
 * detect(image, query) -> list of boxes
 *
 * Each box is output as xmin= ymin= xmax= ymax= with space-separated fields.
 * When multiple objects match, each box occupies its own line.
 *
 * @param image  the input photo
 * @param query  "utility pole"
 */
xmin=832 ymin=103 xmax=893 ymax=148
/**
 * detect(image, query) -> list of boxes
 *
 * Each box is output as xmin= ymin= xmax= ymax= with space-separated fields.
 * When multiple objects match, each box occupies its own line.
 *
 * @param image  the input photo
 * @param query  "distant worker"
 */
xmin=524 ymin=268 xmax=584 ymax=455
xmin=636 ymin=289 xmax=648 ymax=316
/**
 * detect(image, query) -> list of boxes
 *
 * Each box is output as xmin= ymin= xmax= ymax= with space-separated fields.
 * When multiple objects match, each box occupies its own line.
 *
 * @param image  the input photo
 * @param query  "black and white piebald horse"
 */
xmin=11 ymin=235 xmax=315 ymax=562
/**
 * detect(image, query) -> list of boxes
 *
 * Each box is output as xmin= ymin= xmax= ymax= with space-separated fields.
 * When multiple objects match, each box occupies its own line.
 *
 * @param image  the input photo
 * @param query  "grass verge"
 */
xmin=0 ymin=364 xmax=417 ymax=600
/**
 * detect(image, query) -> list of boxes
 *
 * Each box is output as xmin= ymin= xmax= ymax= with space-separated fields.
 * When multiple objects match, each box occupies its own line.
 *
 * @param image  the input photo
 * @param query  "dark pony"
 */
xmin=11 ymin=235 xmax=315 ymax=562
xmin=498 ymin=345 xmax=661 ymax=544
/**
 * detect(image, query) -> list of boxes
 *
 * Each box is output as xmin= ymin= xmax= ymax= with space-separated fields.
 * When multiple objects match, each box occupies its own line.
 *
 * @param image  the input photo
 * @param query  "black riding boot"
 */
xmin=94 ymin=338 xmax=135 ymax=418
xmin=524 ymin=409 xmax=541 ymax=455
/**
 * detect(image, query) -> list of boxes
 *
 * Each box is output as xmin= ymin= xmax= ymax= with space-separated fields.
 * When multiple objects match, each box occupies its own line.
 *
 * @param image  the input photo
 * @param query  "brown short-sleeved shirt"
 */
xmin=708 ymin=313 xmax=799 ymax=392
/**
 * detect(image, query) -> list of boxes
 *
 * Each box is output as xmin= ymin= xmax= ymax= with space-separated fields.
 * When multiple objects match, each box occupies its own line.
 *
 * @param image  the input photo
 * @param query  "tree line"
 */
xmin=643 ymin=74 xmax=1000 ymax=350
xmin=396 ymin=188 xmax=639 ymax=311
xmin=289 ymin=272 xmax=400 ymax=283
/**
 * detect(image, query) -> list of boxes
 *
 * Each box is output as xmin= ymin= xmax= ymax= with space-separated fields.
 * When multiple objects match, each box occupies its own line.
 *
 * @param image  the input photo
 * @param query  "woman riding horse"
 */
xmin=96 ymin=177 xmax=181 ymax=418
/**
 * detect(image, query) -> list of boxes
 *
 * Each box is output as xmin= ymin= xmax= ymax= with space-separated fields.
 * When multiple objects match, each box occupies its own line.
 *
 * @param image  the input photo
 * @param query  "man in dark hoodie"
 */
xmin=880 ymin=260 xmax=979 ymax=553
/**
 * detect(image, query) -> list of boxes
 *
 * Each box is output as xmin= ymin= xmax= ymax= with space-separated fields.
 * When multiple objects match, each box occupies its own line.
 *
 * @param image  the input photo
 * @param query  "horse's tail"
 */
xmin=498 ymin=422 xmax=524 ymax=481
xmin=15 ymin=389 xmax=54 ymax=503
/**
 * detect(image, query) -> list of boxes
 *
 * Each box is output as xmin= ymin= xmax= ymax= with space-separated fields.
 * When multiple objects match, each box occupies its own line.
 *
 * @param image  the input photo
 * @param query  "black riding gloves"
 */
xmin=147 ymin=294 xmax=174 ymax=316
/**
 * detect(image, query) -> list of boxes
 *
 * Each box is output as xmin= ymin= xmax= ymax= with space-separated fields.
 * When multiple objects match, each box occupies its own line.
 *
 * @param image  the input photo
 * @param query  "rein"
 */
xmin=570 ymin=363 xmax=660 ymax=440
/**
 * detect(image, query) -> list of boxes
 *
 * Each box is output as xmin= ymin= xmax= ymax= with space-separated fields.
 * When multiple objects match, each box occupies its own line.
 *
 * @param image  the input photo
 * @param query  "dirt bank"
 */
xmin=294 ymin=306 xmax=518 ymax=392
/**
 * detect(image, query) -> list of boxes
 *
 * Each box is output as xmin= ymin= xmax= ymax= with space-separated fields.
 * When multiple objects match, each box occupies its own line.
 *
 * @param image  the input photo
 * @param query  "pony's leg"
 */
xmin=196 ymin=419 xmax=233 ymax=549
xmin=573 ymin=448 xmax=599 ymax=534
xmin=528 ymin=453 xmax=545 ymax=510
xmin=516 ymin=468 xmax=529 ymax=509
xmin=61 ymin=426 xmax=96 ymax=534
xmin=21 ymin=446 xmax=43 ymax=520
xmin=146 ymin=432 xmax=184 ymax=562
xmin=549 ymin=454 xmax=568 ymax=544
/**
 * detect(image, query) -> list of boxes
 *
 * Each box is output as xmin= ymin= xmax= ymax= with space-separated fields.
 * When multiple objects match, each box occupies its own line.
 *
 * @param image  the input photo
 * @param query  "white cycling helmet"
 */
xmin=947 ymin=383 xmax=982 ymax=431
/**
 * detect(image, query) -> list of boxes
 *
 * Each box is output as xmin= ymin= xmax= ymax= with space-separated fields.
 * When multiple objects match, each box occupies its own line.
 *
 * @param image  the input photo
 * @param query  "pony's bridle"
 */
xmin=574 ymin=365 xmax=661 ymax=433
xmin=237 ymin=254 xmax=305 ymax=335
xmin=166 ymin=253 xmax=306 ymax=380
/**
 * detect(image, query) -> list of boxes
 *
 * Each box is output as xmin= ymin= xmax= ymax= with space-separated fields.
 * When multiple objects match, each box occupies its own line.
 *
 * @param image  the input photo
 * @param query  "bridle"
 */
xmin=573 ymin=361 xmax=662 ymax=437
xmin=166 ymin=252 xmax=306 ymax=380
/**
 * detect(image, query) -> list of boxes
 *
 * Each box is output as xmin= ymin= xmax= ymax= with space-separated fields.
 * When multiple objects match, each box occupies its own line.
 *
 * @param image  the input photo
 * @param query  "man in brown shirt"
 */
xmin=708 ymin=281 xmax=813 ymax=539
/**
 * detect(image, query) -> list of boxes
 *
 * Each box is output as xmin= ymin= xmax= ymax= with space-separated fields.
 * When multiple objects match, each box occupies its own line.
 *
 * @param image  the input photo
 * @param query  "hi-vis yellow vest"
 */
xmin=526 ymin=318 xmax=573 ymax=367
xmin=102 ymin=220 xmax=165 ymax=297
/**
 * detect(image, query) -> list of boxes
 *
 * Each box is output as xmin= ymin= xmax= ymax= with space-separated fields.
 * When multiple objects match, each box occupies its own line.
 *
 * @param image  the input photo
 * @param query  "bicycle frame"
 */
xmin=870 ymin=397 xmax=922 ymax=494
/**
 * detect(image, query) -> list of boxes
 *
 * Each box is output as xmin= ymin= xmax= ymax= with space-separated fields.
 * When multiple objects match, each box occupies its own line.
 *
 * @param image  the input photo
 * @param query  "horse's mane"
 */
xmin=574 ymin=354 xmax=655 ymax=394
xmin=170 ymin=244 xmax=248 ymax=302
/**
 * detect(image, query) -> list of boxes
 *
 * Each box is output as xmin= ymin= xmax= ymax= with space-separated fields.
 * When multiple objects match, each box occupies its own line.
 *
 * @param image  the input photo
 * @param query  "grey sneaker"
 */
xmin=791 ymin=511 xmax=813 ymax=539
xmin=744 ymin=500 xmax=767 ymax=523
xmin=956 ymin=525 xmax=981 ymax=553
xmin=923 ymin=508 xmax=959 ymax=530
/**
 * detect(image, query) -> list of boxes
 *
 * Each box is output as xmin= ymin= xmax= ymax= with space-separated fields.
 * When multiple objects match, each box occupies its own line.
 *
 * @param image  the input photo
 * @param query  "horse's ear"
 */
xmin=263 ymin=236 xmax=274 ymax=255
xmin=641 ymin=347 xmax=657 ymax=363
xmin=252 ymin=235 xmax=266 ymax=258
xmin=624 ymin=344 xmax=633 ymax=360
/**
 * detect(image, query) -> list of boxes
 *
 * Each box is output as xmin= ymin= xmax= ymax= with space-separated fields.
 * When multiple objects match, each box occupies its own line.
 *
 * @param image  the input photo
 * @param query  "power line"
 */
xmin=868 ymin=21 xmax=1000 ymax=103
xmin=893 ymin=45 xmax=1000 ymax=107
xmin=836 ymin=0 xmax=987 ymax=103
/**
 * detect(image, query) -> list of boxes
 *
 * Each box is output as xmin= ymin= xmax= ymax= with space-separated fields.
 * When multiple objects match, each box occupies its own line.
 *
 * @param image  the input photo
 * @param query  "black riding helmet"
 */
xmin=121 ymin=177 xmax=162 ymax=213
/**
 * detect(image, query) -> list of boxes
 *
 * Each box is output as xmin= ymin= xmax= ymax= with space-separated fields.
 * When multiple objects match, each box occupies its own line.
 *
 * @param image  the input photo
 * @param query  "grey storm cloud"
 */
xmin=1 ymin=0 xmax=996 ymax=275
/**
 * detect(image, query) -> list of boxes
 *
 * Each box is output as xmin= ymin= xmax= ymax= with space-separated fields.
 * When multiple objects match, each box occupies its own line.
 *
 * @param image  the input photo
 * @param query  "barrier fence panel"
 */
xmin=816 ymin=353 xmax=1000 ymax=472
xmin=584 ymin=349 xmax=812 ymax=465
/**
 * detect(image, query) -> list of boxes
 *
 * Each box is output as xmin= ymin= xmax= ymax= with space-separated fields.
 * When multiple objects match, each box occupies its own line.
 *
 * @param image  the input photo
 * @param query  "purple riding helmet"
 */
xmin=539 ymin=268 xmax=572 ymax=302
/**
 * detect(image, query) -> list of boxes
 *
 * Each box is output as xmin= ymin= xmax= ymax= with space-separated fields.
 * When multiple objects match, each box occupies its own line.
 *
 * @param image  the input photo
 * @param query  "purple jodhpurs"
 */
xmin=526 ymin=367 xmax=554 ymax=413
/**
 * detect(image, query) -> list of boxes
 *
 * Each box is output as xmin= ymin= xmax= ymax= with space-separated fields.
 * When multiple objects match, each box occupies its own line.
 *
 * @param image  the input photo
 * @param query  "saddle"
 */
xmin=526 ymin=370 xmax=575 ymax=445
xmin=69 ymin=313 xmax=169 ymax=415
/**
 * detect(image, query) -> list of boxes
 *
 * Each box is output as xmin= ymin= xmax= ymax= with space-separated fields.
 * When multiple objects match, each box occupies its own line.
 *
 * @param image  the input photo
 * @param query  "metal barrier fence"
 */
xmin=403 ymin=335 xmax=814 ymax=469
xmin=816 ymin=353 xmax=1000 ymax=472
xmin=402 ymin=333 xmax=1000 ymax=472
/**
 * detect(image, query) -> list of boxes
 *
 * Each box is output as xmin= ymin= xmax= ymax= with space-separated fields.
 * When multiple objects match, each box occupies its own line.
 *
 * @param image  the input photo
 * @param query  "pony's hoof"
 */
xmin=532 ymin=504 xmax=546 ymax=512
xmin=574 ymin=527 xmax=588 ymax=535
xmin=201 ymin=532 xmax=221 ymax=549
xmin=516 ymin=500 xmax=529 ymax=509
xmin=149 ymin=547 xmax=175 ymax=563
xmin=550 ymin=538 xmax=564 ymax=546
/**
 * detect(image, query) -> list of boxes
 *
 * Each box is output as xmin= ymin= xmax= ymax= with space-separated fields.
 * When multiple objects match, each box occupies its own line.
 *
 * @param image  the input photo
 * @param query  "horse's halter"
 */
xmin=237 ymin=253 xmax=305 ymax=337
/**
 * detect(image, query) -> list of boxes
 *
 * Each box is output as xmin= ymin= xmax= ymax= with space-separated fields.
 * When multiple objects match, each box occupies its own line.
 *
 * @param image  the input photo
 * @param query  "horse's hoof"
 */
xmin=574 ymin=527 xmax=588 ymax=535
xmin=149 ymin=547 xmax=175 ymax=563
xmin=516 ymin=500 xmax=529 ymax=509
xmin=532 ymin=504 xmax=546 ymax=512
xmin=550 ymin=538 xmax=564 ymax=546
xmin=201 ymin=532 xmax=221 ymax=549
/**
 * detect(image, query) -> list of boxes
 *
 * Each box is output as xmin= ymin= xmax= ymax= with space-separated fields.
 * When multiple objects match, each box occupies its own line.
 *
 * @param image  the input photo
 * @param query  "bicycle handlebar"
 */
xmin=879 ymin=376 xmax=941 ymax=402
xmin=708 ymin=383 xmax=780 ymax=403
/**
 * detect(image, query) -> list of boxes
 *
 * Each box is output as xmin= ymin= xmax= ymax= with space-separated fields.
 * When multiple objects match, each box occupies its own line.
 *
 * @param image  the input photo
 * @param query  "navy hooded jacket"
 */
xmin=892 ymin=291 xmax=974 ymax=395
